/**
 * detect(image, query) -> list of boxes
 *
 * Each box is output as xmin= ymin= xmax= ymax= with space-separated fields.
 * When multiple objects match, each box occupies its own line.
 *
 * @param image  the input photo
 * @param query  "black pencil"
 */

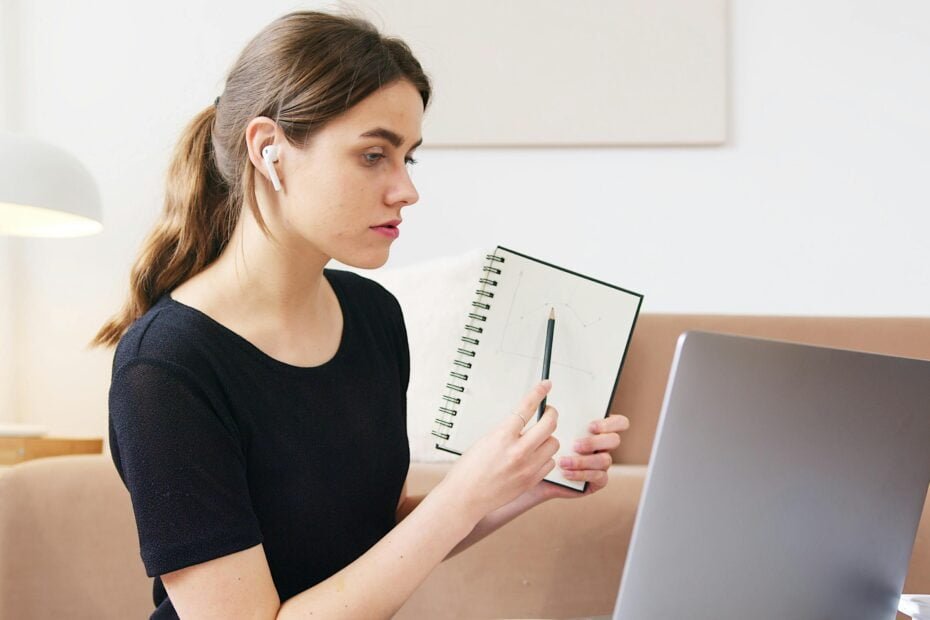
xmin=537 ymin=307 xmax=555 ymax=421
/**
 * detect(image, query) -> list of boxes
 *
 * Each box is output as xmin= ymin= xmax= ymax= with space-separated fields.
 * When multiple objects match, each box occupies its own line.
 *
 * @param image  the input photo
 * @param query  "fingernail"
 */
xmin=559 ymin=457 xmax=572 ymax=468
xmin=589 ymin=421 xmax=600 ymax=433
xmin=541 ymin=379 xmax=552 ymax=389
xmin=573 ymin=440 xmax=585 ymax=453
xmin=562 ymin=470 xmax=575 ymax=479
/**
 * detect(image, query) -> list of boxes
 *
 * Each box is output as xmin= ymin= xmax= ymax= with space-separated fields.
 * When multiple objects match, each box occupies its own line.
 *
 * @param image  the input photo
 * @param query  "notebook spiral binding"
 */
xmin=432 ymin=251 xmax=505 ymax=443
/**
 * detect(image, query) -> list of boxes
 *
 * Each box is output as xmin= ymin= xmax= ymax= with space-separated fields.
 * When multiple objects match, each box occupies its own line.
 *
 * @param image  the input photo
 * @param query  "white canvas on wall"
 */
xmin=353 ymin=0 xmax=728 ymax=146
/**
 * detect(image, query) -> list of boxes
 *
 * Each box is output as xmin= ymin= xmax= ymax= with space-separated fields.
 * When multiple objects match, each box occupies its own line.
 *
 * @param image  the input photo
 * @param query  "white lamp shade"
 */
xmin=0 ymin=132 xmax=103 ymax=237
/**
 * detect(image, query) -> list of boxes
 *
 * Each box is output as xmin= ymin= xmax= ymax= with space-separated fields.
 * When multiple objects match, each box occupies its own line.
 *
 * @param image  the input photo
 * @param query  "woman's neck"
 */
xmin=174 ymin=206 xmax=335 ymax=336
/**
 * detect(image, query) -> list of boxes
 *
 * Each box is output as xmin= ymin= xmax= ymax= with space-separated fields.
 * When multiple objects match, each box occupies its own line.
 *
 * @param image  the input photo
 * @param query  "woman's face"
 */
xmin=260 ymin=79 xmax=424 ymax=269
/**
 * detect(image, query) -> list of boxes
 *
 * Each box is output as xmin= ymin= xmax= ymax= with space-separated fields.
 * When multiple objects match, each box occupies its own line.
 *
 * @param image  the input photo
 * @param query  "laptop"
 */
xmin=605 ymin=331 xmax=930 ymax=620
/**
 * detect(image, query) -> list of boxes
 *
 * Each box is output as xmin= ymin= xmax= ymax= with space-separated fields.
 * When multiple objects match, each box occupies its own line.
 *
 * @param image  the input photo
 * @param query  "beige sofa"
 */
xmin=1 ymin=314 xmax=928 ymax=619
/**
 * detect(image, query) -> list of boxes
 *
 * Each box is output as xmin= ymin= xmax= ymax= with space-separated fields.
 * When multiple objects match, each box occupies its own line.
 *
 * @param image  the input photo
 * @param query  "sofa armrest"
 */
xmin=0 ymin=455 xmax=151 ymax=619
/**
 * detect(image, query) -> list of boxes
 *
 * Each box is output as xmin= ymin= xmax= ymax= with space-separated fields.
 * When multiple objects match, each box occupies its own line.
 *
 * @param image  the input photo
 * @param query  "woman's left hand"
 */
xmin=532 ymin=413 xmax=631 ymax=501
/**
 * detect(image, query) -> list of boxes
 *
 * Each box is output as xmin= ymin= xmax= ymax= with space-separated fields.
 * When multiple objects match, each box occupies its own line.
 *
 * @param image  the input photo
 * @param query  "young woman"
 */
xmin=93 ymin=10 xmax=629 ymax=619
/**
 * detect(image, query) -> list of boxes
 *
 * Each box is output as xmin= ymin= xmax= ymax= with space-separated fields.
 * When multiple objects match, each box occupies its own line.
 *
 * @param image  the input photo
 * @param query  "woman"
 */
xmin=93 ymin=10 xmax=629 ymax=619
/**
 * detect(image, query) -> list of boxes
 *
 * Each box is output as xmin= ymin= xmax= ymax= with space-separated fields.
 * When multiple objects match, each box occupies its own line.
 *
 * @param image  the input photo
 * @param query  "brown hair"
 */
xmin=91 ymin=10 xmax=430 ymax=348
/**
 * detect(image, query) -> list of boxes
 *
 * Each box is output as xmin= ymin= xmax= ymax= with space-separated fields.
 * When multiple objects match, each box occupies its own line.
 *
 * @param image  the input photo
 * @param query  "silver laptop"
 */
xmin=609 ymin=331 xmax=930 ymax=620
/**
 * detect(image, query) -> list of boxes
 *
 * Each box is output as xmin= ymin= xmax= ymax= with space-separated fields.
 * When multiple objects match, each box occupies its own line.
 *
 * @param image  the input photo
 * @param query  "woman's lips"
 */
xmin=371 ymin=225 xmax=400 ymax=239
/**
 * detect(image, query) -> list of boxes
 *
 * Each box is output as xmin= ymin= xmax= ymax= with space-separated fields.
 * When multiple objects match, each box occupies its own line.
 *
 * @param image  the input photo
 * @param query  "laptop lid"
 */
xmin=613 ymin=331 xmax=930 ymax=620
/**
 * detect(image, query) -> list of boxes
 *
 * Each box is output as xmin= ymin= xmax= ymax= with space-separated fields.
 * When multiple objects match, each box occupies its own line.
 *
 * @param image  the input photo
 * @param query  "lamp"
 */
xmin=0 ymin=131 xmax=102 ymax=450
xmin=0 ymin=131 xmax=102 ymax=237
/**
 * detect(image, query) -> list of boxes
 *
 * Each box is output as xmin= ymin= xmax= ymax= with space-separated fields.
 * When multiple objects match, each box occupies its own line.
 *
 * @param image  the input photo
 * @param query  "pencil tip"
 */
xmin=549 ymin=307 xmax=555 ymax=320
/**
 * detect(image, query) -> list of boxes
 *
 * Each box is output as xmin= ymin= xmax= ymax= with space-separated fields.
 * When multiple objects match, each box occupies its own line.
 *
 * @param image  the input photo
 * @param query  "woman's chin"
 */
xmin=336 ymin=248 xmax=391 ymax=270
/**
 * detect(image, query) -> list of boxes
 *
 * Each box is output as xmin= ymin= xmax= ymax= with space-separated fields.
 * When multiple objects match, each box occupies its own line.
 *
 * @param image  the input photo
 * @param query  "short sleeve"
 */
xmin=108 ymin=359 xmax=263 ymax=577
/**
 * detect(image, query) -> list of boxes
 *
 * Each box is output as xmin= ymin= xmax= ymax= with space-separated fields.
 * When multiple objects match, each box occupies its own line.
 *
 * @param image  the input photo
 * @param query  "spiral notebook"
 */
xmin=432 ymin=246 xmax=643 ymax=491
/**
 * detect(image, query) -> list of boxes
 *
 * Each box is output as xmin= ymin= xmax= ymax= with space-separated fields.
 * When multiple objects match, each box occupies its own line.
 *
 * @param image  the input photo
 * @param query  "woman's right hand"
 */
xmin=438 ymin=379 xmax=560 ymax=525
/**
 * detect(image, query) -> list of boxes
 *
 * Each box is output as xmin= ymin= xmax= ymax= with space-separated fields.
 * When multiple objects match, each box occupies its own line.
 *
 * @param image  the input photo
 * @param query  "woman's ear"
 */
xmin=246 ymin=117 xmax=283 ymax=190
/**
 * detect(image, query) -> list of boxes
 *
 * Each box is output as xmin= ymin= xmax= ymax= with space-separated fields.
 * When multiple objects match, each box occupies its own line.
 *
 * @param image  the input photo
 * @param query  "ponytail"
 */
xmin=91 ymin=105 xmax=232 ymax=348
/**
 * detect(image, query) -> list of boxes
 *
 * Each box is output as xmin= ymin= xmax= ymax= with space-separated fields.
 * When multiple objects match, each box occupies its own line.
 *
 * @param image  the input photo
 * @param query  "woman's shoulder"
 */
xmin=325 ymin=268 xmax=401 ymax=311
xmin=111 ymin=295 xmax=218 ymax=380
xmin=326 ymin=269 xmax=407 ymax=354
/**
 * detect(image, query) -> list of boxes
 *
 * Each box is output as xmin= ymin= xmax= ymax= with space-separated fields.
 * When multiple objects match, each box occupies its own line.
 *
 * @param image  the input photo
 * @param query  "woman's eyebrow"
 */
xmin=359 ymin=127 xmax=423 ymax=150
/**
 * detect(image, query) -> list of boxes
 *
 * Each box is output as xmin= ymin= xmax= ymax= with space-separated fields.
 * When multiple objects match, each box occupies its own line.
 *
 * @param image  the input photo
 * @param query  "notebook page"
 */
xmin=437 ymin=246 xmax=642 ymax=491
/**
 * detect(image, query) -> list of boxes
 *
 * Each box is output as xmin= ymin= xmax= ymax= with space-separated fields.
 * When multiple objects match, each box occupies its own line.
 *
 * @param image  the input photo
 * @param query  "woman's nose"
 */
xmin=388 ymin=165 xmax=419 ymax=207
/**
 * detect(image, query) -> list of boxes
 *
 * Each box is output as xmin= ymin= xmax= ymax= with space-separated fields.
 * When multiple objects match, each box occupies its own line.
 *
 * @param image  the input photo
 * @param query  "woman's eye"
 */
xmin=363 ymin=153 xmax=418 ymax=167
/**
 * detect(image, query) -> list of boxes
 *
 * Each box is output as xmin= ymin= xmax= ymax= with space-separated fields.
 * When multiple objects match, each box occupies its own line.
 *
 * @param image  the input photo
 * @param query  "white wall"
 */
xmin=1 ymin=0 xmax=20 ymax=423
xmin=2 ymin=0 xmax=928 ymax=437
xmin=0 ymin=240 xmax=13 ymax=423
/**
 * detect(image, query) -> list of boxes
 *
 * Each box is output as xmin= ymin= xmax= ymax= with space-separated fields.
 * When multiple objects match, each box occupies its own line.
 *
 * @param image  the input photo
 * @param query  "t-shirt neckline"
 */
xmin=162 ymin=269 xmax=348 ymax=373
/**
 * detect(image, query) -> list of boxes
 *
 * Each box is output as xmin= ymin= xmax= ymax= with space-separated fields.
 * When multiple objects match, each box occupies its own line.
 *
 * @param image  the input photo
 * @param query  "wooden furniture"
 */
xmin=0 ymin=436 xmax=103 ymax=466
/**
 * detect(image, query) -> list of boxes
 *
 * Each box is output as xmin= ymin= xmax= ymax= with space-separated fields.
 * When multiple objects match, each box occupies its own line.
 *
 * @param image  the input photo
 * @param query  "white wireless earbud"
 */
xmin=262 ymin=144 xmax=282 ymax=192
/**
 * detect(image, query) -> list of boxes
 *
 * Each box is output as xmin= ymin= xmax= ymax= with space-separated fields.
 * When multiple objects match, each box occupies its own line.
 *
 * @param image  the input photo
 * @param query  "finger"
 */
xmin=507 ymin=411 xmax=529 ymax=432
xmin=559 ymin=452 xmax=612 ymax=471
xmin=500 ymin=380 xmax=550 ymax=434
xmin=560 ymin=468 xmax=609 ymax=485
xmin=519 ymin=404 xmax=558 ymax=449
xmin=527 ymin=435 xmax=560 ymax=472
xmin=588 ymin=414 xmax=630 ymax=434
xmin=513 ymin=379 xmax=552 ymax=421
xmin=531 ymin=456 xmax=557 ymax=485
xmin=573 ymin=432 xmax=621 ymax=454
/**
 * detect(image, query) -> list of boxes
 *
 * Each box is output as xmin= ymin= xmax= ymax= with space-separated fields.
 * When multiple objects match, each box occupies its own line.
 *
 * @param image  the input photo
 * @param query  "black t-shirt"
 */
xmin=108 ymin=269 xmax=410 ymax=619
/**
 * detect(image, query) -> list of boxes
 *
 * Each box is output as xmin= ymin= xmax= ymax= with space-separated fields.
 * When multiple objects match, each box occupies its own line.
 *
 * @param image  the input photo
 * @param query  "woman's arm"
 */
xmin=277 ymin=481 xmax=480 ymax=618
xmin=163 ymin=381 xmax=559 ymax=620
xmin=163 ymin=480 xmax=477 ymax=620
xmin=395 ymin=413 xmax=631 ymax=561
xmin=396 ymin=488 xmax=547 ymax=561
